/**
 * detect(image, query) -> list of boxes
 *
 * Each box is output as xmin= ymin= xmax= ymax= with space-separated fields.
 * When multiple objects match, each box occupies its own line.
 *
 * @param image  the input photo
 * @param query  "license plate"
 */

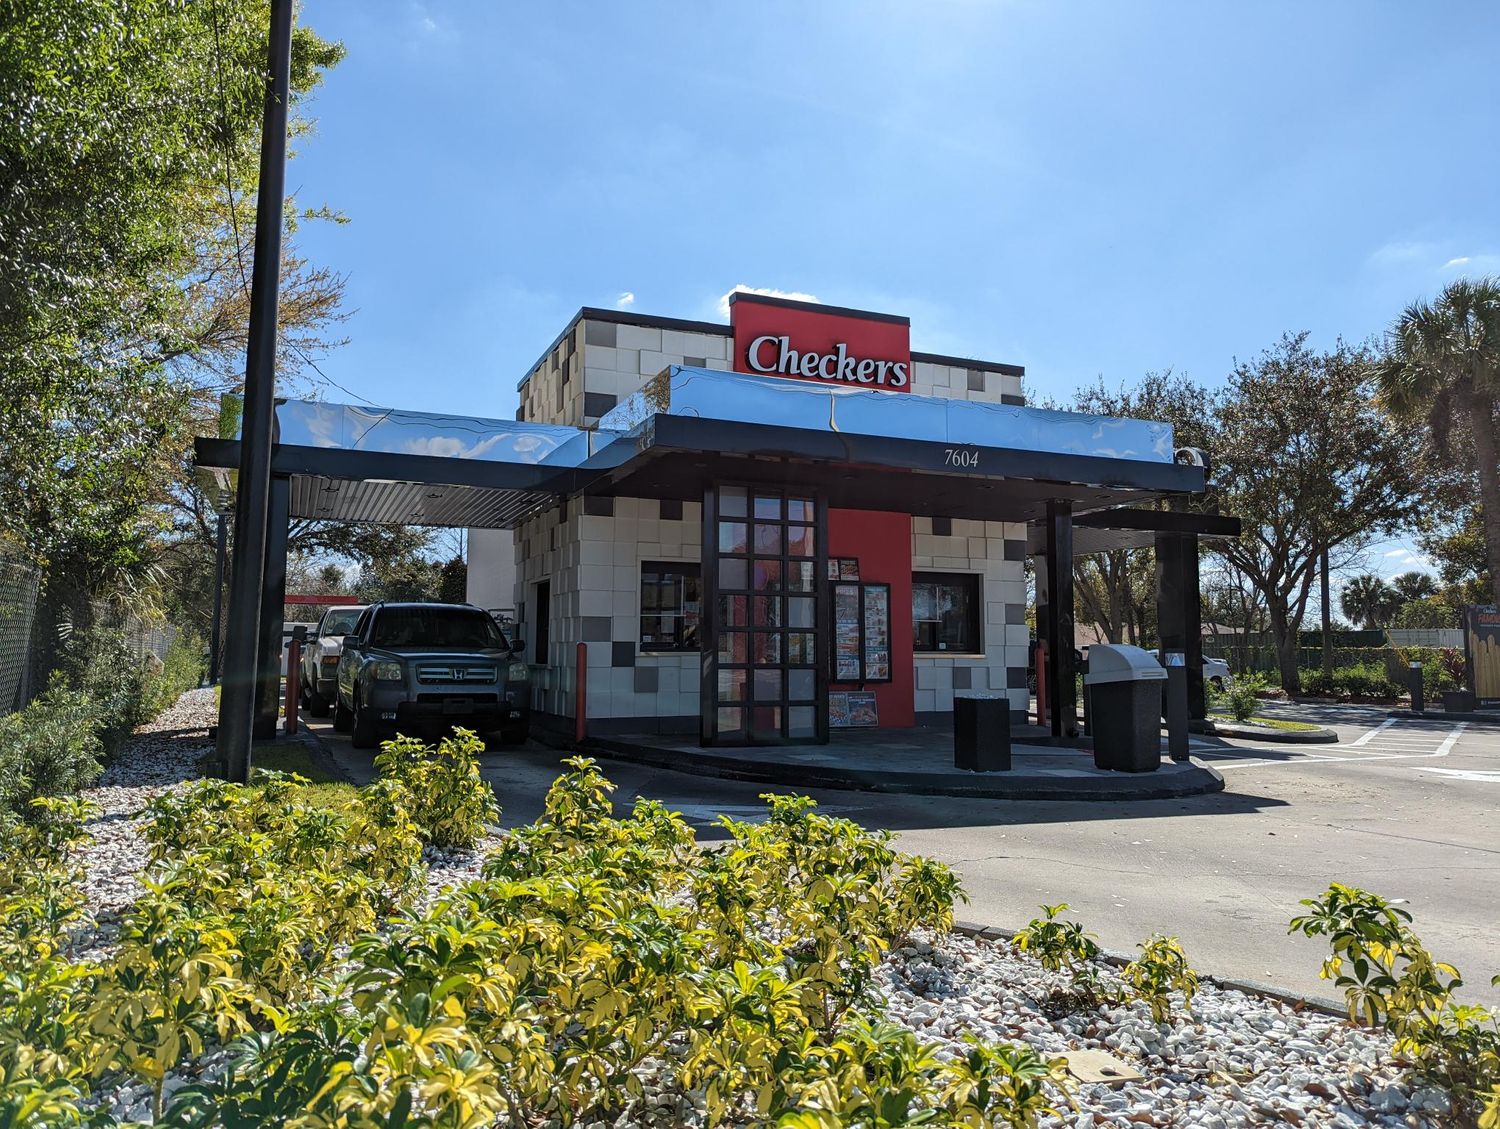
xmin=442 ymin=699 xmax=471 ymax=715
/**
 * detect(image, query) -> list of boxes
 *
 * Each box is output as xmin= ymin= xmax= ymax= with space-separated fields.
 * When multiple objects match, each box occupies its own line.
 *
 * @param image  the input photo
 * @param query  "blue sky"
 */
xmin=289 ymin=1 xmax=1499 ymax=578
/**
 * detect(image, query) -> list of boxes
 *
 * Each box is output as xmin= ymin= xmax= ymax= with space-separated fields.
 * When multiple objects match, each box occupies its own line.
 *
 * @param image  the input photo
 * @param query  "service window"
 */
xmin=912 ymin=572 xmax=982 ymax=654
xmin=640 ymin=562 xmax=702 ymax=651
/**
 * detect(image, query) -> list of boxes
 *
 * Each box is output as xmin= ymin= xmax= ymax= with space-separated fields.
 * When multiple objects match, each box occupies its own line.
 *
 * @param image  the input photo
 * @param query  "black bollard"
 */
xmin=1409 ymin=661 xmax=1424 ymax=714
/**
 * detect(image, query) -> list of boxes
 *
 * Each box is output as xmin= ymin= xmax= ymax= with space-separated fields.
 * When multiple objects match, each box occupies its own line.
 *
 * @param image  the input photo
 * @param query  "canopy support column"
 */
xmin=253 ymin=475 xmax=290 ymax=739
xmin=1155 ymin=531 xmax=1204 ymax=719
xmin=1045 ymin=500 xmax=1077 ymax=737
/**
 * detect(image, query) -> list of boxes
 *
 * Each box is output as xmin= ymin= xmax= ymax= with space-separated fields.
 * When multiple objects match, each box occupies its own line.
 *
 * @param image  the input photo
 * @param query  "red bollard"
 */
xmin=575 ymin=642 xmax=587 ymax=744
xmin=284 ymin=637 xmax=300 ymax=736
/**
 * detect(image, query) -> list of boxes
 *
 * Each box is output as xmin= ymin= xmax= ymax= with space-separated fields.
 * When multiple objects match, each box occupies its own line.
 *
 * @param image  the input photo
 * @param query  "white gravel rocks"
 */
xmin=71 ymin=687 xmax=221 ymax=954
xmin=877 ymin=930 xmax=1441 ymax=1127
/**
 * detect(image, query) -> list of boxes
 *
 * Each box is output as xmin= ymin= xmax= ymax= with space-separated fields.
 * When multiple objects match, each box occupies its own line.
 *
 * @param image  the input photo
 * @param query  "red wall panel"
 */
xmin=828 ymin=508 xmax=914 ymax=728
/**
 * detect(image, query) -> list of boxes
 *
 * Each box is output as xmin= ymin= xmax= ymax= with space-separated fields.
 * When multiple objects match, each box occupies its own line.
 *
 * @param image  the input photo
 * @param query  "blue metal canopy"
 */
xmin=193 ymin=367 xmax=1207 ymax=528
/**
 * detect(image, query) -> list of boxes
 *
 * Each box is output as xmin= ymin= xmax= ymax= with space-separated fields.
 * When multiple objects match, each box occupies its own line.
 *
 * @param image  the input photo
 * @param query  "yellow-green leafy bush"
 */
xmin=170 ymin=760 xmax=1001 ymax=1127
xmin=373 ymin=728 xmax=499 ymax=848
xmin=1120 ymin=935 xmax=1199 ymax=1023
xmin=0 ymin=798 xmax=99 ymax=1127
xmin=3 ymin=760 xmax=1081 ymax=1129
xmin=1014 ymin=903 xmax=1105 ymax=1003
xmin=1292 ymin=883 xmax=1500 ymax=1125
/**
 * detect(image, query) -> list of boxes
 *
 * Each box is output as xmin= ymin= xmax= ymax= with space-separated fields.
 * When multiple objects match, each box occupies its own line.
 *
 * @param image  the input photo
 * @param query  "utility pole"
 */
xmin=215 ymin=0 xmax=295 ymax=782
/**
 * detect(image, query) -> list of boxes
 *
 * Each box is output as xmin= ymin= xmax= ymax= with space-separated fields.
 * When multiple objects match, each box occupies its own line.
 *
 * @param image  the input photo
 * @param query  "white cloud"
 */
xmin=716 ymin=284 xmax=821 ymax=320
xmin=1367 ymin=240 xmax=1440 ymax=269
xmin=615 ymin=291 xmax=635 ymax=309
xmin=1379 ymin=548 xmax=1434 ymax=574
xmin=1443 ymin=257 xmax=1471 ymax=269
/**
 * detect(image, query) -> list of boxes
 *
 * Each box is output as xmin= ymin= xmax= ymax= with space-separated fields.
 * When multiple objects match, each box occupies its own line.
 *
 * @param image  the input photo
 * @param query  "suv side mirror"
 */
xmin=510 ymin=638 xmax=526 ymax=655
xmin=343 ymin=635 xmax=361 ymax=648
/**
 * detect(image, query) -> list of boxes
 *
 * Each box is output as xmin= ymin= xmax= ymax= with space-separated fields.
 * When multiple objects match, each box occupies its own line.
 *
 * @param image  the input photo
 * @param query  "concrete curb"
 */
xmin=1193 ymin=719 xmax=1339 ymax=744
xmin=581 ymin=737 xmax=1226 ymax=802
xmin=948 ymin=920 xmax=1349 ymax=1019
xmin=1390 ymin=708 xmax=1500 ymax=726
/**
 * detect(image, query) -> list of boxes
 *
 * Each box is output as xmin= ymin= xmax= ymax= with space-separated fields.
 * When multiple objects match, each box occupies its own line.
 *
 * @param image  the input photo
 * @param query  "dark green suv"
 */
xmin=333 ymin=601 xmax=529 ymax=749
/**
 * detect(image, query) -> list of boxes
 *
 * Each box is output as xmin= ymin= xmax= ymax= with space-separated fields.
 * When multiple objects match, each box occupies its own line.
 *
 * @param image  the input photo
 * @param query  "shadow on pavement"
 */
xmin=302 ymin=718 xmax=1289 ymax=842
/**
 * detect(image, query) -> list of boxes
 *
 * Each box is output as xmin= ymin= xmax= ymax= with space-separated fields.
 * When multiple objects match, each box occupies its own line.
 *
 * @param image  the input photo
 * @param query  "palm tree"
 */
xmin=1376 ymin=277 xmax=1500 ymax=607
xmin=1391 ymin=571 xmax=1438 ymax=603
xmin=1341 ymin=573 xmax=1398 ymax=630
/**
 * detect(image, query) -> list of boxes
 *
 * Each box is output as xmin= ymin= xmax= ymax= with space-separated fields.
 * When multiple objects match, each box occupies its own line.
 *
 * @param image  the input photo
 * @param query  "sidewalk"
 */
xmin=582 ymin=726 xmax=1225 ymax=802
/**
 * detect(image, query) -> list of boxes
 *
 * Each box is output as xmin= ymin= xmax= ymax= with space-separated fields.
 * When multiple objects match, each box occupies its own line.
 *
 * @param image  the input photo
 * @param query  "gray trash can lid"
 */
xmin=1084 ymin=643 xmax=1168 ymax=684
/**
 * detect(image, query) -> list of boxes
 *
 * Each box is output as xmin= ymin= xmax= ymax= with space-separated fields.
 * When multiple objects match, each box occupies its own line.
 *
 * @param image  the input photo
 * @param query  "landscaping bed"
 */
xmin=1199 ymin=714 xmax=1339 ymax=743
xmin=7 ymin=691 xmax=1494 ymax=1127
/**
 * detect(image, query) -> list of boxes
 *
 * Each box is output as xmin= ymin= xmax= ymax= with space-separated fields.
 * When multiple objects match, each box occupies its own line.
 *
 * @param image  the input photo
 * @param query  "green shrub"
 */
xmin=56 ymin=627 xmax=156 ymax=759
xmin=0 ymin=797 xmax=99 ymax=1128
xmin=143 ymin=631 xmax=205 ymax=718
xmin=373 ymin=728 xmax=499 ymax=849
xmin=1014 ymin=903 xmax=1104 ymax=1002
xmin=1296 ymin=663 xmax=1405 ymax=701
xmin=1226 ymin=671 xmax=1267 ymax=722
xmin=1291 ymin=883 xmax=1500 ymax=1123
xmin=5 ymin=761 xmax=1007 ymax=1129
xmin=0 ymin=688 xmax=103 ymax=821
xmin=1121 ymin=935 xmax=1199 ymax=1023
xmin=1298 ymin=668 xmax=1336 ymax=697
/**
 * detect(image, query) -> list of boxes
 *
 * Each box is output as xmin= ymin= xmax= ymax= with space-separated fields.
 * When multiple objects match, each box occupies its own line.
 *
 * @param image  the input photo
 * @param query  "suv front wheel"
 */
xmin=350 ymin=684 xmax=381 ymax=749
xmin=333 ymin=693 xmax=353 ymax=733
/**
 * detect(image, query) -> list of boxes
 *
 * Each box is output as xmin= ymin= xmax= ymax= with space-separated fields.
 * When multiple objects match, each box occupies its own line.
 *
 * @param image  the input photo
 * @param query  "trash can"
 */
xmin=954 ymin=694 xmax=1011 ymax=772
xmin=1083 ymin=645 xmax=1167 ymax=773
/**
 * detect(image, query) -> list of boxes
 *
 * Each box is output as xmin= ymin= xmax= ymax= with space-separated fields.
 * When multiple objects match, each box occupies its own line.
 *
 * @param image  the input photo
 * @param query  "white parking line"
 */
xmin=1349 ymin=718 xmax=1398 ymax=747
xmin=1209 ymin=721 xmax=1467 ymax=772
xmin=1433 ymin=723 xmax=1468 ymax=757
xmin=1412 ymin=767 xmax=1500 ymax=783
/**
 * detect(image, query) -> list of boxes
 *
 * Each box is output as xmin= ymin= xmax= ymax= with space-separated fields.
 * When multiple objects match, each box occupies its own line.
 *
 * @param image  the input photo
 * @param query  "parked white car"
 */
xmin=1203 ymin=655 xmax=1232 ymax=690
xmin=1134 ymin=648 xmax=1233 ymax=690
xmin=298 ymin=605 xmax=367 ymax=717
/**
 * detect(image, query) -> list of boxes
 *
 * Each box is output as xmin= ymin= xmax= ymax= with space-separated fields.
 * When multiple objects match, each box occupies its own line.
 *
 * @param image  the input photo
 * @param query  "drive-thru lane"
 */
xmin=307 ymin=705 xmax=1500 ymax=1006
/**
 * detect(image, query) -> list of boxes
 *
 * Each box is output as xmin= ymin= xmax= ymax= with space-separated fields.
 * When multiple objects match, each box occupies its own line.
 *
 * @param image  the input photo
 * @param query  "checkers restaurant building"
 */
xmin=459 ymin=292 xmax=1224 ymax=745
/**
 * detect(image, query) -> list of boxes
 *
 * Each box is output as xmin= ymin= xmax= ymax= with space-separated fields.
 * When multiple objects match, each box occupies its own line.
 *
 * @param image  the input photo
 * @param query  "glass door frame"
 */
xmin=699 ymin=483 xmax=830 ymax=747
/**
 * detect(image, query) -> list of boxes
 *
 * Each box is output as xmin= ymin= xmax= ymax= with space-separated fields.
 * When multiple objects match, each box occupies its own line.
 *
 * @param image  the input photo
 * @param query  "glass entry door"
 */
xmin=702 ymin=485 xmax=827 ymax=745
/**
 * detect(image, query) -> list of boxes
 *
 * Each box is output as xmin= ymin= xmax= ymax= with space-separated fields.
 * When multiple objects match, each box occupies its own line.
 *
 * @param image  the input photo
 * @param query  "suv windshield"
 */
xmin=370 ymin=607 xmax=507 ymax=650
xmin=322 ymin=608 xmax=363 ymax=636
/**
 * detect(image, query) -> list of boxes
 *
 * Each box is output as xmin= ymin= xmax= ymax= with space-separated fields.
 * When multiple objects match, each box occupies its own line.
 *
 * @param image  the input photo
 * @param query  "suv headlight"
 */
xmin=507 ymin=661 xmax=530 ymax=682
xmin=372 ymin=661 xmax=404 ymax=682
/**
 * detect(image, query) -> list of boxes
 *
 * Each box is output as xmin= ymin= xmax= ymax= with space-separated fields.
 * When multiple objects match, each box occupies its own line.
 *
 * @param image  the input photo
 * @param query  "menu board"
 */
xmin=863 ymin=583 xmax=890 ymax=681
xmin=830 ymin=690 xmax=879 ymax=728
xmin=833 ymin=582 xmax=862 ymax=681
xmin=830 ymin=581 xmax=892 ymax=684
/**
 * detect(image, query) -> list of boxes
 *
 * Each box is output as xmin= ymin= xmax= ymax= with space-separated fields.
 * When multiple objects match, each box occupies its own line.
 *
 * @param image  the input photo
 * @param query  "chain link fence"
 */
xmin=0 ymin=553 xmax=182 ymax=718
xmin=0 ymin=555 xmax=43 ymax=714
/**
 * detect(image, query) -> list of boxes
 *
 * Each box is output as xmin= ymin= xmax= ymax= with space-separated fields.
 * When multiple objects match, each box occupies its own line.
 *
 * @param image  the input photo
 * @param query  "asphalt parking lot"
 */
xmin=306 ymin=702 xmax=1500 ymax=1006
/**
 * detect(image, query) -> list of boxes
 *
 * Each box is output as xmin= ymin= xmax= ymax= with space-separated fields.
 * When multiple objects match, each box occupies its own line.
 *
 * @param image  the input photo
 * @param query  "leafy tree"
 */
xmin=1209 ymin=334 xmax=1425 ymax=693
xmin=438 ymin=556 xmax=469 ymax=604
xmin=1340 ymin=574 xmax=1399 ymax=630
xmin=1419 ymin=500 xmax=1493 ymax=607
xmin=1391 ymin=571 xmax=1438 ymax=604
xmin=1391 ymin=597 xmax=1459 ymax=630
xmin=1055 ymin=371 xmax=1218 ymax=646
xmin=0 ymin=0 xmax=345 ymax=667
xmin=355 ymin=555 xmax=443 ymax=604
xmin=1376 ymin=277 xmax=1500 ymax=607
